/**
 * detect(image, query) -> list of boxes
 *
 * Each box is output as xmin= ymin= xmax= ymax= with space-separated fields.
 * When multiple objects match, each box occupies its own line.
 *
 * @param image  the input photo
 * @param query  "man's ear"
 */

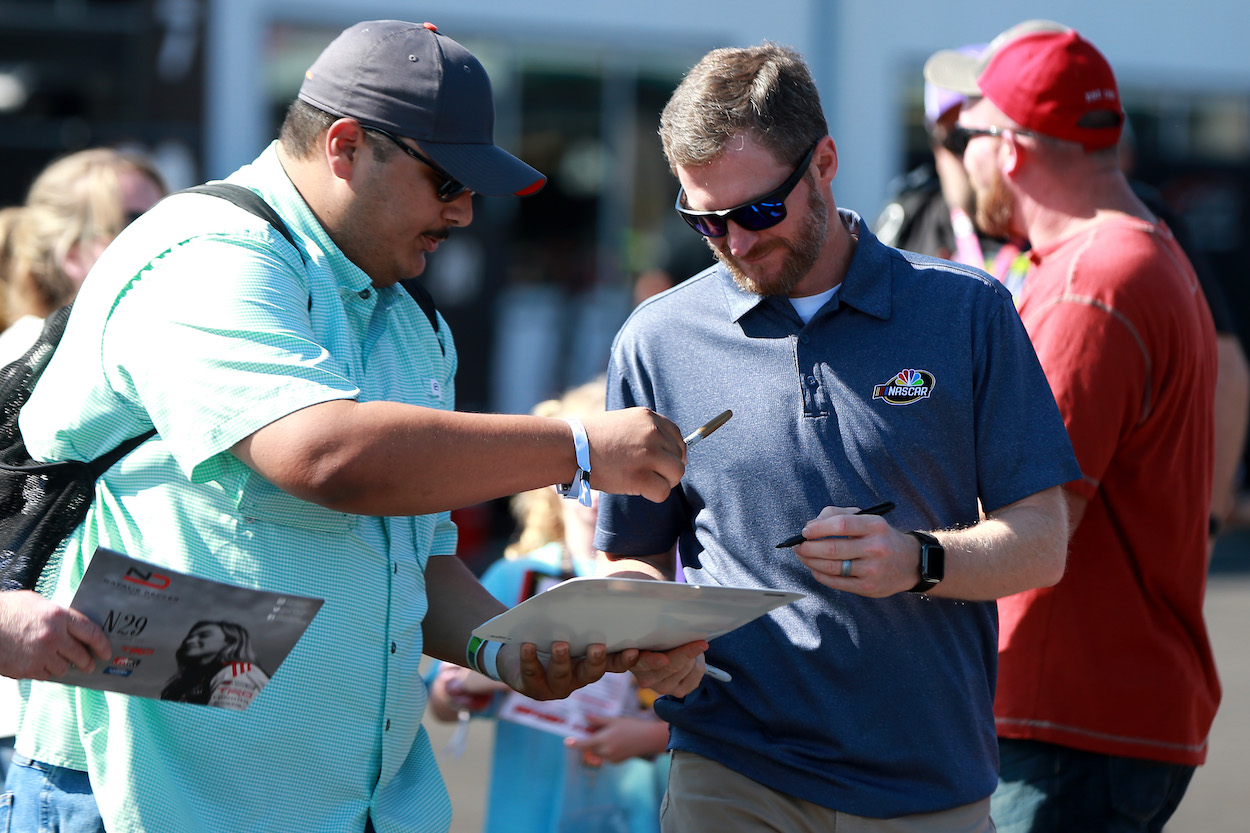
xmin=813 ymin=135 xmax=838 ymax=184
xmin=1001 ymin=131 xmax=1024 ymax=178
xmin=325 ymin=118 xmax=368 ymax=181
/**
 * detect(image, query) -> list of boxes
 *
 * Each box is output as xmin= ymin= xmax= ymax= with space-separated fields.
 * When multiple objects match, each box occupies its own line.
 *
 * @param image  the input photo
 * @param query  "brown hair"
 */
xmin=659 ymin=41 xmax=828 ymax=172
xmin=279 ymin=99 xmax=391 ymax=163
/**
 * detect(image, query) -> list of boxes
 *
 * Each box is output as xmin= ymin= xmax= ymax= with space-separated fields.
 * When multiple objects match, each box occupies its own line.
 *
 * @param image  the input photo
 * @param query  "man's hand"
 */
xmin=0 ymin=591 xmax=112 ymax=679
xmin=791 ymin=505 xmax=918 ymax=597
xmin=494 ymin=638 xmax=711 ymax=701
xmin=581 ymin=409 xmax=686 ymax=504
xmin=495 ymin=641 xmax=639 ymax=701
xmin=566 ymin=713 xmax=671 ymax=766
xmin=628 ymin=641 xmax=710 ymax=697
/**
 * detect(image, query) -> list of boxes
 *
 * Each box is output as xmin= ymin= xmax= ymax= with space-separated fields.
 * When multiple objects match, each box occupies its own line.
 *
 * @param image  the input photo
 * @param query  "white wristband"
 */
xmin=555 ymin=418 xmax=593 ymax=507
xmin=480 ymin=639 xmax=503 ymax=683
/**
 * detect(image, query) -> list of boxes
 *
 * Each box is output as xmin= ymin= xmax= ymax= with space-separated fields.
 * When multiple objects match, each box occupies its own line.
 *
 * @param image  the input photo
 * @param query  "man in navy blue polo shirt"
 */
xmin=597 ymin=43 xmax=1080 ymax=831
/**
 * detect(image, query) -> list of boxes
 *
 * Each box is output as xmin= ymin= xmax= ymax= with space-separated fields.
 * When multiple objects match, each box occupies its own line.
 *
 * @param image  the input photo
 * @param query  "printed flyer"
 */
xmin=58 ymin=547 xmax=323 ymax=710
xmin=497 ymin=670 xmax=634 ymax=741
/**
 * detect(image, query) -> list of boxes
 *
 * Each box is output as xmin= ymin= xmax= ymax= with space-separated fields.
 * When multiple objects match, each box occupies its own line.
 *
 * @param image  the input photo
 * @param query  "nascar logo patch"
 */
xmin=872 ymin=368 xmax=936 ymax=405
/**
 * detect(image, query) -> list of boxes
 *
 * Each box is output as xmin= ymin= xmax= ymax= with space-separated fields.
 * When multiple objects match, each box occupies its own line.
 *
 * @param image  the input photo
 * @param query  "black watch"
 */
xmin=905 ymin=530 xmax=945 ymax=594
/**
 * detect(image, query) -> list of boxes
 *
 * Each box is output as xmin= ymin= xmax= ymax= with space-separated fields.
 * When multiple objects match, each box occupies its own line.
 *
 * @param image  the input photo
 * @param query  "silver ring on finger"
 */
xmin=840 ymin=559 xmax=853 ymax=578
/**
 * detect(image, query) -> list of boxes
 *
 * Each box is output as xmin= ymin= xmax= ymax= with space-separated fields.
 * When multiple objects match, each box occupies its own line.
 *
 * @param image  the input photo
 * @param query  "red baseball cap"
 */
xmin=924 ymin=20 xmax=1124 ymax=152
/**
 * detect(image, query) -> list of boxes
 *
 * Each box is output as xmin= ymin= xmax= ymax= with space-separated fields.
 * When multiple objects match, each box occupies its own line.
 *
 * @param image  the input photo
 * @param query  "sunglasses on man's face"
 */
xmin=940 ymin=124 xmax=1037 ymax=156
xmin=365 ymin=126 xmax=473 ymax=202
xmin=674 ymin=141 xmax=819 ymax=238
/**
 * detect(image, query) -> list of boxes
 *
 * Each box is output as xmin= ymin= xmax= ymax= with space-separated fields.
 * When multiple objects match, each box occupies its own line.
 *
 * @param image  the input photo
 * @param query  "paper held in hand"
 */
xmin=57 ymin=547 xmax=323 ymax=710
xmin=470 ymin=576 xmax=804 ymax=657
xmin=497 ymin=669 xmax=637 ymax=740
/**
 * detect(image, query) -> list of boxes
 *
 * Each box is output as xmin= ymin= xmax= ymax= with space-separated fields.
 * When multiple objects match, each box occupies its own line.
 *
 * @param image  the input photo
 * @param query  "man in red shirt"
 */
xmin=925 ymin=20 xmax=1221 ymax=831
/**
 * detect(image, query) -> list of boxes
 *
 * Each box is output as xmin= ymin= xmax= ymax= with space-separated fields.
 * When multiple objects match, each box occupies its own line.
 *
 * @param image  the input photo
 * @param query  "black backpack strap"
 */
xmin=178 ymin=184 xmax=442 ymax=348
xmin=398 ymin=278 xmax=441 ymax=336
xmin=85 ymin=429 xmax=158 ymax=478
xmin=179 ymin=182 xmax=301 ymax=253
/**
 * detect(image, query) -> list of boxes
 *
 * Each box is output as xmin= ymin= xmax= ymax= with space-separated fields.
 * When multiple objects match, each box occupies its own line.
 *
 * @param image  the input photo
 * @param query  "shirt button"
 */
xmin=391 ymin=642 xmax=397 ymax=654
xmin=393 ymin=564 xmax=398 ymax=574
xmin=807 ymin=376 xmax=817 ymax=386
xmin=359 ymin=289 xmax=371 ymax=299
xmin=385 ymin=719 xmax=391 ymax=731
xmin=800 ymin=334 xmax=810 ymax=344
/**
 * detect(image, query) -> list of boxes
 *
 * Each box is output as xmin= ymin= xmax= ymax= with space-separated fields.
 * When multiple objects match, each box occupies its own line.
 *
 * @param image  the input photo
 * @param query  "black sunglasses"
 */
xmin=941 ymin=125 xmax=1037 ymax=156
xmin=675 ymin=141 xmax=819 ymax=238
xmin=364 ymin=126 xmax=472 ymax=202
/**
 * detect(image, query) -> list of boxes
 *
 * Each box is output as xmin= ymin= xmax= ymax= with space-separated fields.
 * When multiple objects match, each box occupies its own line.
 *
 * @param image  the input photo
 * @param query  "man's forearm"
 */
xmin=1212 ymin=334 xmax=1250 ymax=527
xmin=233 ymin=400 xmax=685 ymax=516
xmin=420 ymin=555 xmax=507 ymax=667
xmin=929 ymin=485 xmax=1069 ymax=601
xmin=603 ymin=553 xmax=675 ymax=581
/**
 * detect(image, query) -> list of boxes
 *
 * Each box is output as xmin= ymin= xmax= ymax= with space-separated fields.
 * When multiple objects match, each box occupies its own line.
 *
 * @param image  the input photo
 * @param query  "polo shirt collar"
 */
xmin=252 ymin=142 xmax=375 ymax=298
xmin=719 ymin=208 xmax=894 ymax=323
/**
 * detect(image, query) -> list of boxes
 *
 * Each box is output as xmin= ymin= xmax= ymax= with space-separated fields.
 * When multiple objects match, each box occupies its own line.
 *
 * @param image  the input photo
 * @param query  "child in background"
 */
xmin=428 ymin=376 xmax=671 ymax=833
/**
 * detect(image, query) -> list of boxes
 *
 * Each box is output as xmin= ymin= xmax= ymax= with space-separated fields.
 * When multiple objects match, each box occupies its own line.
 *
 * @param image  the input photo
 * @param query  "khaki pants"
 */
xmin=662 ymin=751 xmax=995 ymax=833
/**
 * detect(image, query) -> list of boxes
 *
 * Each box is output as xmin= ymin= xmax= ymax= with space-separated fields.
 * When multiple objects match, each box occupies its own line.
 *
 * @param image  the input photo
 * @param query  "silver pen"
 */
xmin=684 ymin=409 xmax=733 ymax=449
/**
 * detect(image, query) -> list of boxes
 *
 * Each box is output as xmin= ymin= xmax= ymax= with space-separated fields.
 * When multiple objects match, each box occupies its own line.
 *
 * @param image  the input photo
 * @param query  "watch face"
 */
xmin=920 ymin=542 xmax=945 ymax=582
xmin=906 ymin=531 xmax=944 ymax=593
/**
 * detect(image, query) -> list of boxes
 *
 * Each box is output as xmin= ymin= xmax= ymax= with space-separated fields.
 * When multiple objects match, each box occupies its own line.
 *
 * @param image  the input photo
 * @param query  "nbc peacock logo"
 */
xmin=872 ymin=368 xmax=936 ymax=406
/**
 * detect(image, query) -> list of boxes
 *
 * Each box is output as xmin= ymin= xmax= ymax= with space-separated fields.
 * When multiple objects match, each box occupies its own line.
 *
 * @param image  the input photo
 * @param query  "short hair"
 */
xmin=659 ymin=42 xmax=828 ymax=172
xmin=279 ymin=99 xmax=392 ymax=163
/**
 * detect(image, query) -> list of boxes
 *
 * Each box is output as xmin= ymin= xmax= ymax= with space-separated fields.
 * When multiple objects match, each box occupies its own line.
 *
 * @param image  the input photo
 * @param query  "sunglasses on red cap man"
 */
xmin=923 ymin=19 xmax=1124 ymax=153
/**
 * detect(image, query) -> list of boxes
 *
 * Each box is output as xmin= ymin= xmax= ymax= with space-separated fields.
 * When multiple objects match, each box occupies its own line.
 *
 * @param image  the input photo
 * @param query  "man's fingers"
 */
xmin=58 ymin=642 xmax=97 ymax=675
xmin=40 ymin=653 xmax=72 ymax=680
xmin=66 ymin=609 xmax=112 ymax=661
xmin=575 ymin=644 xmax=608 ymax=685
xmin=583 ymin=408 xmax=687 ymax=499
xmin=603 ymin=647 xmax=640 ymax=674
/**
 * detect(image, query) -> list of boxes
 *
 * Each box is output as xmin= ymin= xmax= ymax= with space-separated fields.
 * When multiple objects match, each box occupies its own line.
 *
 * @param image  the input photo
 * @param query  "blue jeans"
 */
xmin=1 ymin=755 xmax=376 ymax=832
xmin=1 ymin=755 xmax=104 ymax=833
xmin=992 ymin=738 xmax=1195 ymax=833
xmin=0 ymin=737 xmax=14 ymax=783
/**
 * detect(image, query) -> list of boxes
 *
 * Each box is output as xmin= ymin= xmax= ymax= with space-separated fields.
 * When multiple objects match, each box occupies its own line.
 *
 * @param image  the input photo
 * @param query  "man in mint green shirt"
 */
xmin=4 ymin=20 xmax=703 ymax=833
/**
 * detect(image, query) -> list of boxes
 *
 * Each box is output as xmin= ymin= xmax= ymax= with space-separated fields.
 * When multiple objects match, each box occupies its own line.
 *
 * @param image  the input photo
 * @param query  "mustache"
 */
xmin=708 ymin=237 xmax=790 ymax=264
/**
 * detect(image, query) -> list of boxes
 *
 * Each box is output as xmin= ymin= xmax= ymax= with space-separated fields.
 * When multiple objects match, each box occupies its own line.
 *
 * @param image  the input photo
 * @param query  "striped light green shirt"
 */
xmin=17 ymin=143 xmax=458 ymax=833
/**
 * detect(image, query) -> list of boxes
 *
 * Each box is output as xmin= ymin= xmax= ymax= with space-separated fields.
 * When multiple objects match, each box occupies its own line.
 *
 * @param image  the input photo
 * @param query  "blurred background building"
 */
xmin=3 ymin=0 xmax=1249 ymax=563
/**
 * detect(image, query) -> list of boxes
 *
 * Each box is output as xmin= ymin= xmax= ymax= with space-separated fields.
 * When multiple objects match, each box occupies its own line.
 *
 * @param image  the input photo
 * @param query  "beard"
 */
xmin=975 ymin=165 xmax=1015 ymax=240
xmin=710 ymin=182 xmax=829 ymax=297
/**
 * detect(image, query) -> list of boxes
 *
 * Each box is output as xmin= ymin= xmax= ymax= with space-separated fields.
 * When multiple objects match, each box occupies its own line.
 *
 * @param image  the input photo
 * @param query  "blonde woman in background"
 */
xmin=0 ymin=147 xmax=165 ymax=779
xmin=0 ymin=147 xmax=167 ymax=361
xmin=0 ymin=206 xmax=23 ymax=329
xmin=429 ymin=376 xmax=672 ymax=833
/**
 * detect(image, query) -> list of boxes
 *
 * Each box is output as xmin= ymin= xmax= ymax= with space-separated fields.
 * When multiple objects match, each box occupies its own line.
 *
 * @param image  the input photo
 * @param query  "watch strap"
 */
xmin=905 ymin=529 xmax=943 ymax=594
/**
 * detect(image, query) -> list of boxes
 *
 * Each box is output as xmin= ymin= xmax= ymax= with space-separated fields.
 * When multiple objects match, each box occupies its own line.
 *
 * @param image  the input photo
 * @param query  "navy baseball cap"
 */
xmin=299 ymin=20 xmax=545 ymax=197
